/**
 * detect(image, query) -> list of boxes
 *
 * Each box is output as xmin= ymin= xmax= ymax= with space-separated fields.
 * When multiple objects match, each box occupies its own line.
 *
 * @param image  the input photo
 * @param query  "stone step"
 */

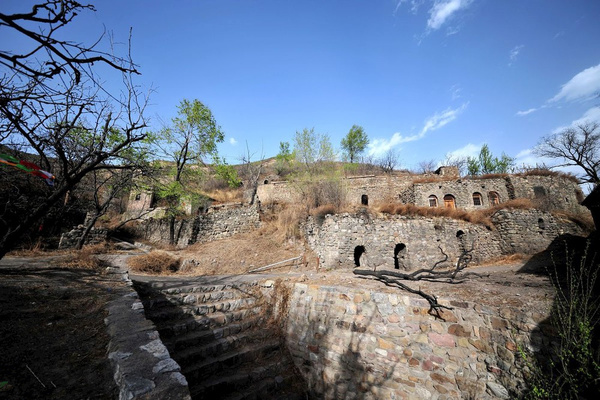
xmin=163 ymin=316 xmax=264 ymax=352
xmin=190 ymin=359 xmax=301 ymax=400
xmin=172 ymin=329 xmax=265 ymax=367
xmin=183 ymin=340 xmax=282 ymax=384
xmin=142 ymin=295 xmax=257 ymax=318
xmin=153 ymin=307 xmax=264 ymax=339
xmin=144 ymin=281 xmax=259 ymax=296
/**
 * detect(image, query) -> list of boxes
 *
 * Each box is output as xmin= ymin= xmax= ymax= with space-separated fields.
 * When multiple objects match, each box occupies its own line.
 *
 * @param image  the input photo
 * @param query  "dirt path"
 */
xmin=0 ymin=257 xmax=124 ymax=399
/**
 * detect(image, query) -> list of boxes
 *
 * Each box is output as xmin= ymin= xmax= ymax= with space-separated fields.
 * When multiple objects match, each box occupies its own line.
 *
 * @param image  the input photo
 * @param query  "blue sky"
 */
xmin=5 ymin=1 xmax=600 ymax=172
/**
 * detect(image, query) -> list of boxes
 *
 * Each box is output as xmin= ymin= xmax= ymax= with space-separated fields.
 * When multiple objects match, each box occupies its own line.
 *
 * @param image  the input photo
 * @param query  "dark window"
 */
xmin=361 ymin=194 xmax=368 ymax=206
xmin=135 ymin=193 xmax=141 ymax=201
xmin=428 ymin=195 xmax=438 ymax=207
xmin=473 ymin=192 xmax=482 ymax=206
xmin=533 ymin=186 xmax=546 ymax=199
xmin=538 ymin=218 xmax=545 ymax=231
xmin=354 ymin=246 xmax=366 ymax=267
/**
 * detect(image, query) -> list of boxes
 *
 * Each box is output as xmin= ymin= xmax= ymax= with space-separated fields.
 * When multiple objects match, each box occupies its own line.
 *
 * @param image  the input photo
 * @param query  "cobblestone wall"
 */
xmin=304 ymin=210 xmax=585 ymax=270
xmin=131 ymin=204 xmax=260 ymax=247
xmin=286 ymin=282 xmax=552 ymax=399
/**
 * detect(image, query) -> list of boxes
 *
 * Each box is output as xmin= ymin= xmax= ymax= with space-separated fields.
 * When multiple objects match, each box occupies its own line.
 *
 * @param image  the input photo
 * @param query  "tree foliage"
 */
xmin=467 ymin=144 xmax=514 ymax=176
xmin=535 ymin=122 xmax=600 ymax=185
xmin=0 ymin=1 xmax=149 ymax=258
xmin=293 ymin=127 xmax=335 ymax=169
xmin=341 ymin=125 xmax=369 ymax=163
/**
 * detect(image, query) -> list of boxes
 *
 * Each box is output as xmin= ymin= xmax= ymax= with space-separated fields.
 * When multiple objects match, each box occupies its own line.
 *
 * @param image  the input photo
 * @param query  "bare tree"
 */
xmin=376 ymin=149 xmax=400 ymax=174
xmin=535 ymin=122 xmax=600 ymax=185
xmin=442 ymin=154 xmax=468 ymax=176
xmin=354 ymin=245 xmax=484 ymax=318
xmin=417 ymin=159 xmax=437 ymax=174
xmin=239 ymin=142 xmax=264 ymax=206
xmin=0 ymin=1 xmax=150 ymax=258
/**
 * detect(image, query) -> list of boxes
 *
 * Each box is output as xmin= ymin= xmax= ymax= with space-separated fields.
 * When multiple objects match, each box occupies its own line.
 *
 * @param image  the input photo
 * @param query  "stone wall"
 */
xmin=412 ymin=178 xmax=510 ymax=210
xmin=303 ymin=209 xmax=586 ymax=271
xmin=510 ymin=175 xmax=586 ymax=214
xmin=58 ymin=225 xmax=108 ymax=249
xmin=286 ymin=282 xmax=551 ymax=399
xmin=130 ymin=204 xmax=260 ymax=247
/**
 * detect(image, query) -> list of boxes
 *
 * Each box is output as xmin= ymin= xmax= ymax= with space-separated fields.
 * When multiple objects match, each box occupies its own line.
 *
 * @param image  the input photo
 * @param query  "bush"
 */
xmin=127 ymin=251 xmax=180 ymax=274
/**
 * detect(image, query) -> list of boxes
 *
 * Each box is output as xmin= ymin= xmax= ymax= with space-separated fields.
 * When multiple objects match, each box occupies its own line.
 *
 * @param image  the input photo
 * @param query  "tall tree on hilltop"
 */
xmin=0 ymin=1 xmax=149 ymax=259
xmin=467 ymin=144 xmax=514 ymax=176
xmin=155 ymin=99 xmax=224 ymax=245
xmin=341 ymin=125 xmax=369 ymax=163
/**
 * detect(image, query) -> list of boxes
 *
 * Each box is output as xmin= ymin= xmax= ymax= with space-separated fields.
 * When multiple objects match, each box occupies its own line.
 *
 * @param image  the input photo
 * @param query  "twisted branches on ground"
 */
xmin=354 ymin=245 xmax=485 ymax=319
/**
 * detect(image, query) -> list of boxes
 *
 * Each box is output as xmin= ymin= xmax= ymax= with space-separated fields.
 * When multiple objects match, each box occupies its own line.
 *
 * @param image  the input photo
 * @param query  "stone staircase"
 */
xmin=133 ymin=279 xmax=306 ymax=400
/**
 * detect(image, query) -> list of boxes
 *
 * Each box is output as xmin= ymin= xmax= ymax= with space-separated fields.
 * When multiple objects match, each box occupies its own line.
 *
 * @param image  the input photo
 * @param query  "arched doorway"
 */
xmin=444 ymin=194 xmax=456 ymax=209
xmin=394 ymin=243 xmax=407 ymax=270
xmin=354 ymin=246 xmax=366 ymax=267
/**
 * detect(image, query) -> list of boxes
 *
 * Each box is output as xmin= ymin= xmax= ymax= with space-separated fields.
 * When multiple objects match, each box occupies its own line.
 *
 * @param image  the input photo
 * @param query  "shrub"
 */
xmin=127 ymin=251 xmax=180 ymax=274
xmin=61 ymin=243 xmax=110 ymax=270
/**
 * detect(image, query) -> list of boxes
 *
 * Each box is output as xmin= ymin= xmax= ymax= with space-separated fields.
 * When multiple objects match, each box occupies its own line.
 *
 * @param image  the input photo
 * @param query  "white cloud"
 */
xmin=552 ymin=106 xmax=600 ymax=133
xmin=450 ymin=84 xmax=462 ymax=100
xmin=427 ymin=0 xmax=474 ymax=31
xmin=549 ymin=63 xmax=600 ymax=103
xmin=229 ymin=137 xmax=238 ymax=145
xmin=368 ymin=103 xmax=469 ymax=156
xmin=509 ymin=44 xmax=524 ymax=65
xmin=446 ymin=142 xmax=481 ymax=159
xmin=516 ymin=107 xmax=539 ymax=116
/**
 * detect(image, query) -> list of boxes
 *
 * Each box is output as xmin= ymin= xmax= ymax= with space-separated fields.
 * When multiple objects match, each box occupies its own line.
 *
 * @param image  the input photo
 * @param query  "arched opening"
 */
xmin=456 ymin=230 xmax=466 ymax=252
xmin=472 ymin=192 xmax=483 ymax=206
xmin=443 ymin=194 xmax=456 ymax=209
xmin=263 ymin=179 xmax=269 ymax=184
xmin=394 ymin=243 xmax=407 ymax=270
xmin=456 ymin=230 xmax=465 ymax=238
xmin=488 ymin=191 xmax=500 ymax=206
xmin=538 ymin=218 xmax=545 ymax=232
xmin=354 ymin=246 xmax=366 ymax=267
xmin=428 ymin=195 xmax=438 ymax=207
xmin=134 ymin=193 xmax=141 ymax=201
xmin=361 ymin=194 xmax=369 ymax=206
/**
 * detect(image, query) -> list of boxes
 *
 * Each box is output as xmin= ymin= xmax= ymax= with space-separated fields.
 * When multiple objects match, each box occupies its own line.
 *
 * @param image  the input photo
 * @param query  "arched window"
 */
xmin=135 ymin=193 xmax=141 ymax=201
xmin=361 ymin=194 xmax=369 ymax=206
xmin=354 ymin=246 xmax=366 ymax=267
xmin=472 ymin=192 xmax=483 ymax=206
xmin=538 ymin=218 xmax=545 ymax=231
xmin=488 ymin=191 xmax=500 ymax=206
xmin=443 ymin=194 xmax=456 ymax=209
xmin=428 ymin=195 xmax=438 ymax=207
xmin=394 ymin=243 xmax=407 ymax=269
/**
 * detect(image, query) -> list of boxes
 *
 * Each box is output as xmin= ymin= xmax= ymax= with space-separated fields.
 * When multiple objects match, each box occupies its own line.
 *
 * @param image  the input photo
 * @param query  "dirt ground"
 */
xmin=0 ymin=256 xmax=124 ymax=400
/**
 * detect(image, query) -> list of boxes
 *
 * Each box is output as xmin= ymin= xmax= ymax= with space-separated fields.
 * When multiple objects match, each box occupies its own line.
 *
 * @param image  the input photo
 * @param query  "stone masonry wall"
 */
xmin=131 ymin=204 xmax=260 ymax=247
xmin=304 ymin=209 xmax=586 ymax=271
xmin=286 ymin=282 xmax=552 ymax=400
xmin=304 ymin=213 xmax=503 ymax=271
xmin=412 ymin=178 xmax=510 ymax=211
xmin=509 ymin=175 xmax=586 ymax=214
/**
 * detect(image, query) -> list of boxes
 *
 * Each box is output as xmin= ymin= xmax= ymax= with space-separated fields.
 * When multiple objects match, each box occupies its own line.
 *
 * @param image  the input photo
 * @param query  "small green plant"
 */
xmin=519 ymin=240 xmax=600 ymax=399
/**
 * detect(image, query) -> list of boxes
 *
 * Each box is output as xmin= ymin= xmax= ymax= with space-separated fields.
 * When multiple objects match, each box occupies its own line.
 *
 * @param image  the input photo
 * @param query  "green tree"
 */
xmin=212 ymin=155 xmax=241 ymax=188
xmin=156 ymin=99 xmax=224 ymax=244
xmin=293 ymin=127 xmax=335 ymax=169
xmin=275 ymin=141 xmax=294 ymax=176
xmin=341 ymin=125 xmax=369 ymax=163
xmin=467 ymin=144 xmax=514 ymax=176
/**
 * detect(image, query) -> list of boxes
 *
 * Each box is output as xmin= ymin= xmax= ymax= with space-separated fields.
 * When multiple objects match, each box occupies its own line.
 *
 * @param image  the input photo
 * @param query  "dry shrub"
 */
xmin=553 ymin=211 xmax=596 ymax=233
xmin=378 ymin=198 xmax=536 ymax=229
xmin=303 ymin=179 xmax=346 ymax=210
xmin=128 ymin=251 xmax=180 ymax=274
xmin=518 ymin=168 xmax=580 ymax=183
xmin=61 ymin=243 xmax=109 ymax=270
xmin=478 ymin=253 xmax=529 ymax=266
xmin=274 ymin=204 xmax=305 ymax=240
xmin=205 ymin=188 xmax=243 ymax=203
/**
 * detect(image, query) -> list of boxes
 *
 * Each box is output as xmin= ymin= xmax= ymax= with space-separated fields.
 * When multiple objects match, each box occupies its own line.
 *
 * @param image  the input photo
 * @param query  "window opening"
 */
xmin=472 ymin=192 xmax=483 ymax=206
xmin=135 ymin=193 xmax=141 ymax=201
xmin=488 ymin=191 xmax=500 ymax=206
xmin=443 ymin=194 xmax=456 ymax=209
xmin=394 ymin=243 xmax=407 ymax=270
xmin=538 ymin=218 xmax=545 ymax=232
xmin=428 ymin=195 xmax=438 ymax=207
xmin=354 ymin=246 xmax=366 ymax=267
xmin=533 ymin=186 xmax=546 ymax=199
xmin=361 ymin=194 xmax=368 ymax=206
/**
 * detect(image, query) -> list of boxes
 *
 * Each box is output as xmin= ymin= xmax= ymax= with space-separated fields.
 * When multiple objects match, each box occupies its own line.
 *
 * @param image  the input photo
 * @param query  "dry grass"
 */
xmin=552 ymin=211 xmax=596 ymax=233
xmin=477 ymin=253 xmax=530 ymax=267
xmin=412 ymin=176 xmax=456 ymax=184
xmin=128 ymin=251 xmax=180 ymax=274
xmin=60 ymin=243 xmax=111 ymax=270
xmin=378 ymin=198 xmax=535 ymax=229
xmin=205 ymin=188 xmax=243 ymax=203
xmin=518 ymin=168 xmax=579 ymax=183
